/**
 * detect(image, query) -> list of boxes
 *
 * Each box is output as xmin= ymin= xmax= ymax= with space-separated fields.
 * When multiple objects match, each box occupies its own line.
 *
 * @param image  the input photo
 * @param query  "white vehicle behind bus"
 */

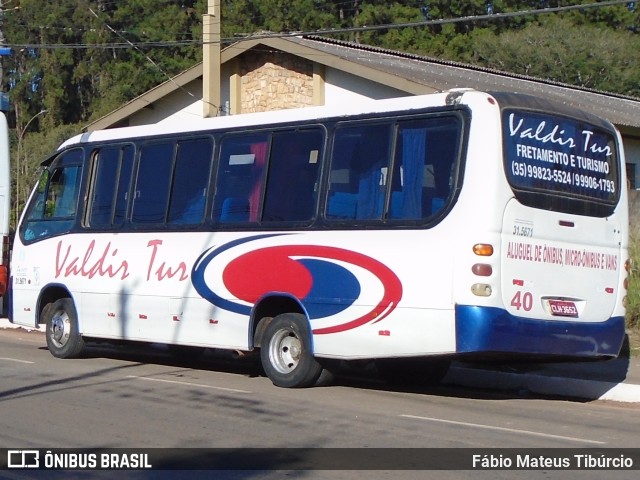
xmin=0 ymin=111 xmax=10 ymax=313
xmin=9 ymin=89 xmax=629 ymax=388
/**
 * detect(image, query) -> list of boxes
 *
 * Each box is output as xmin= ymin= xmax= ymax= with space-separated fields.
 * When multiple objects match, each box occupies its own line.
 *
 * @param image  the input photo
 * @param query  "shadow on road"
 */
xmin=45 ymin=334 xmax=635 ymax=403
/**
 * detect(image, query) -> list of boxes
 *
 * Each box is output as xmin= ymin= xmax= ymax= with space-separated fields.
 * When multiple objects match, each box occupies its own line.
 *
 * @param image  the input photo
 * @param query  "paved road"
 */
xmin=1 ymin=329 xmax=639 ymax=479
xmin=3 ymin=318 xmax=639 ymax=403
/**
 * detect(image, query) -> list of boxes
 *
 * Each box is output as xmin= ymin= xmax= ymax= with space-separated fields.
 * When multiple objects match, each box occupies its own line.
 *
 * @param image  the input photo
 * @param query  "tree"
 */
xmin=84 ymin=0 xmax=204 ymax=120
xmin=222 ymin=0 xmax=336 ymax=37
xmin=3 ymin=0 xmax=206 ymax=227
xmin=11 ymin=122 xmax=80 ymax=226
xmin=2 ymin=0 xmax=640 ymax=230
xmin=3 ymin=0 xmax=204 ymax=127
xmin=469 ymin=15 xmax=640 ymax=97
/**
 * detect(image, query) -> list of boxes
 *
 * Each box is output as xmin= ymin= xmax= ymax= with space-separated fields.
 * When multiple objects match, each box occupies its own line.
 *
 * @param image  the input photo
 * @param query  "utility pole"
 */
xmin=202 ymin=0 xmax=221 ymax=118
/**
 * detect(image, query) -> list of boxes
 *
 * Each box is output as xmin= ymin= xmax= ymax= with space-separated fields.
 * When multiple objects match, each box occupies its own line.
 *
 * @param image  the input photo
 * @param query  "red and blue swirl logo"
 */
xmin=191 ymin=235 xmax=403 ymax=334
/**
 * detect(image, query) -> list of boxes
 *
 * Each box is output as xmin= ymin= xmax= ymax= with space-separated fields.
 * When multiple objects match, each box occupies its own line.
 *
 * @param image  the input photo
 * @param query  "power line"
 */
xmin=1 ymin=0 xmax=637 ymax=50
xmin=235 ymin=0 xmax=637 ymax=43
xmin=87 ymin=7 xmax=219 ymax=114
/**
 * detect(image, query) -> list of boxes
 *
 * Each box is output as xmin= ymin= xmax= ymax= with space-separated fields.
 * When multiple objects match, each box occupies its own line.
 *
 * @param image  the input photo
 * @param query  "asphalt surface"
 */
xmin=447 ymin=341 xmax=640 ymax=403
xmin=1 ymin=318 xmax=638 ymax=403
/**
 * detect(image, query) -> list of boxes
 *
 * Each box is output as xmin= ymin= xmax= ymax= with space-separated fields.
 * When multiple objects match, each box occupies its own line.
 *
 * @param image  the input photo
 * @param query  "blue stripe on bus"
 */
xmin=455 ymin=305 xmax=625 ymax=358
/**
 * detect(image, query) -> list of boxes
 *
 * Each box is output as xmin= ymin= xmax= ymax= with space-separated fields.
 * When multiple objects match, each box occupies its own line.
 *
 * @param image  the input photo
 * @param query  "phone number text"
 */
xmin=511 ymin=162 xmax=616 ymax=194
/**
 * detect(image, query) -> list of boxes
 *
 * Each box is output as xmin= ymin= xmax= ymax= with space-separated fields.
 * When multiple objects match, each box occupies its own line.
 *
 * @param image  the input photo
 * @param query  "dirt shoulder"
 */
xmin=629 ymin=328 xmax=640 ymax=357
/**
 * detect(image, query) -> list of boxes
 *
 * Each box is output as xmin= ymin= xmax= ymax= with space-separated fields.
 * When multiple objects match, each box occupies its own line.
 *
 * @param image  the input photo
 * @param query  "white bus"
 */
xmin=9 ymin=89 xmax=629 ymax=388
xmin=0 ymin=111 xmax=10 ymax=313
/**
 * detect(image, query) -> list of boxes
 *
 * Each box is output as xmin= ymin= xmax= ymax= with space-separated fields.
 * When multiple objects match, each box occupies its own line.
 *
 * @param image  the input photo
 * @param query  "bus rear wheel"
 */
xmin=44 ymin=298 xmax=85 ymax=359
xmin=260 ymin=313 xmax=323 ymax=388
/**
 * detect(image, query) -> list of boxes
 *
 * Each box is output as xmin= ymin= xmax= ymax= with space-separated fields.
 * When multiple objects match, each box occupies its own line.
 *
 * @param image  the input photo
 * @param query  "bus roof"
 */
xmin=60 ymin=90 xmax=466 ymax=149
xmin=489 ymin=91 xmax=615 ymax=131
xmin=59 ymin=88 xmax=616 ymax=150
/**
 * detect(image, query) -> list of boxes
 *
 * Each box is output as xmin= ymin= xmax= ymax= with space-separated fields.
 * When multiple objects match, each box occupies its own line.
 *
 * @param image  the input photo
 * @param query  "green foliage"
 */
xmin=3 ymin=1 xmax=205 ymax=223
xmin=3 ymin=0 xmax=203 ymax=128
xmin=354 ymin=3 xmax=425 ymax=49
xmin=222 ymin=0 xmax=336 ymax=37
xmin=3 ymin=1 xmax=640 ymax=228
xmin=10 ymin=123 xmax=82 ymax=226
xmin=468 ymin=16 xmax=640 ymax=97
xmin=3 ymin=0 xmax=640 ymax=129
xmin=627 ymin=236 xmax=640 ymax=331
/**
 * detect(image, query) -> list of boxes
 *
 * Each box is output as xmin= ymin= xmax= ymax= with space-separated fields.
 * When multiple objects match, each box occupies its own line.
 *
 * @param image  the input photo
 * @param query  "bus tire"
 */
xmin=376 ymin=357 xmax=451 ymax=386
xmin=44 ymin=298 xmax=85 ymax=359
xmin=260 ymin=313 xmax=323 ymax=388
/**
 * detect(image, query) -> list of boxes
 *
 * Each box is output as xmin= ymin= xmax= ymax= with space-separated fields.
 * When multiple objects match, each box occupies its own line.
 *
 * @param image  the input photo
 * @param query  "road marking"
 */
xmin=126 ymin=375 xmax=251 ymax=394
xmin=399 ymin=414 xmax=606 ymax=445
xmin=0 ymin=357 xmax=35 ymax=364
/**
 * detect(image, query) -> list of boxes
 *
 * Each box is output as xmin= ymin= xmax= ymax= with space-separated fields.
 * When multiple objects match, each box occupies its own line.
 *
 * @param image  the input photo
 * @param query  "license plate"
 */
xmin=548 ymin=300 xmax=579 ymax=318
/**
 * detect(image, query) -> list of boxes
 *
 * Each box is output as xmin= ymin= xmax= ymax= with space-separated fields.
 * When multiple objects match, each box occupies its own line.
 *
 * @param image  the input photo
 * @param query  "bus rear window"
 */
xmin=503 ymin=109 xmax=619 ymax=216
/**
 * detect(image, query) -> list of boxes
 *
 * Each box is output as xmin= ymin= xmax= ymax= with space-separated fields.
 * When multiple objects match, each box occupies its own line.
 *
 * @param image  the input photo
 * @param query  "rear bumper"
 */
xmin=456 ymin=305 xmax=625 ymax=358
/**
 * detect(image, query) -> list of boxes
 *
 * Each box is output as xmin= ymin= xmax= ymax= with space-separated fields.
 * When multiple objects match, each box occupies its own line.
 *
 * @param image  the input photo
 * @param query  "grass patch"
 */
xmin=630 ymin=331 xmax=640 ymax=357
xmin=626 ymin=236 xmax=640 ymax=356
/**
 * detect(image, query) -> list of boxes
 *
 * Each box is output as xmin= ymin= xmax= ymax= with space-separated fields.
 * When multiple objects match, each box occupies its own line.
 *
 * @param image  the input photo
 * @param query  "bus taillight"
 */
xmin=473 ymin=243 xmax=494 ymax=256
xmin=472 ymin=244 xmax=494 ymax=296
xmin=0 ymin=235 xmax=8 ymax=296
xmin=0 ymin=265 xmax=6 ymax=296
xmin=472 ymin=263 xmax=493 ymax=276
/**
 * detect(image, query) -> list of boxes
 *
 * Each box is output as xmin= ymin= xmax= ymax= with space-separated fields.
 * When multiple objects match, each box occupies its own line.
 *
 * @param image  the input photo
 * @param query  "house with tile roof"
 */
xmin=85 ymin=34 xmax=640 ymax=191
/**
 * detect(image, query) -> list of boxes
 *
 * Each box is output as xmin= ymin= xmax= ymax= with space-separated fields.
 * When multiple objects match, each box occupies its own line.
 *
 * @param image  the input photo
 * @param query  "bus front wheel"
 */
xmin=44 ymin=298 xmax=85 ymax=359
xmin=260 ymin=313 xmax=323 ymax=388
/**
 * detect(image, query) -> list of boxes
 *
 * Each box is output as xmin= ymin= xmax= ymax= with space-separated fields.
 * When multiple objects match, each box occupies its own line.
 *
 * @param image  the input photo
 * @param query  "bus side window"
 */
xmin=88 ymin=147 xmax=119 ymax=227
xmin=327 ymin=124 xmax=391 ymax=221
xmin=21 ymin=150 xmax=83 ymax=242
xmin=48 ymin=167 xmax=80 ymax=218
xmin=167 ymin=138 xmax=213 ymax=226
xmin=87 ymin=145 xmax=134 ymax=229
xmin=212 ymin=134 xmax=268 ymax=224
xmin=262 ymin=129 xmax=323 ymax=223
xmin=389 ymin=117 xmax=460 ymax=220
xmin=131 ymin=142 xmax=174 ymax=225
xmin=113 ymin=147 xmax=134 ymax=226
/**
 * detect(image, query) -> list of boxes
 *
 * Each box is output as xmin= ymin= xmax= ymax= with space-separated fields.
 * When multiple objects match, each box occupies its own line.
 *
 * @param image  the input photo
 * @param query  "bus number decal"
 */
xmin=512 ymin=222 xmax=533 ymax=237
xmin=510 ymin=290 xmax=533 ymax=311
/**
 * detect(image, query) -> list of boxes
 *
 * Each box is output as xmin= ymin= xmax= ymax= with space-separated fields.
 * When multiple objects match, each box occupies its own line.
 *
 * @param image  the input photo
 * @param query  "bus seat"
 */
xmin=220 ymin=197 xmax=250 ymax=222
xmin=431 ymin=197 xmax=446 ymax=214
xmin=356 ymin=169 xmax=384 ymax=219
xmin=389 ymin=191 xmax=404 ymax=218
xmin=327 ymin=192 xmax=357 ymax=219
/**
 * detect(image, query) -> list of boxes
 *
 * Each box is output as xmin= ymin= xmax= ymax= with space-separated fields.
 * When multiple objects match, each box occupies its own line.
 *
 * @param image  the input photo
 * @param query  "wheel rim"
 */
xmin=268 ymin=327 xmax=302 ymax=374
xmin=49 ymin=310 xmax=71 ymax=349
